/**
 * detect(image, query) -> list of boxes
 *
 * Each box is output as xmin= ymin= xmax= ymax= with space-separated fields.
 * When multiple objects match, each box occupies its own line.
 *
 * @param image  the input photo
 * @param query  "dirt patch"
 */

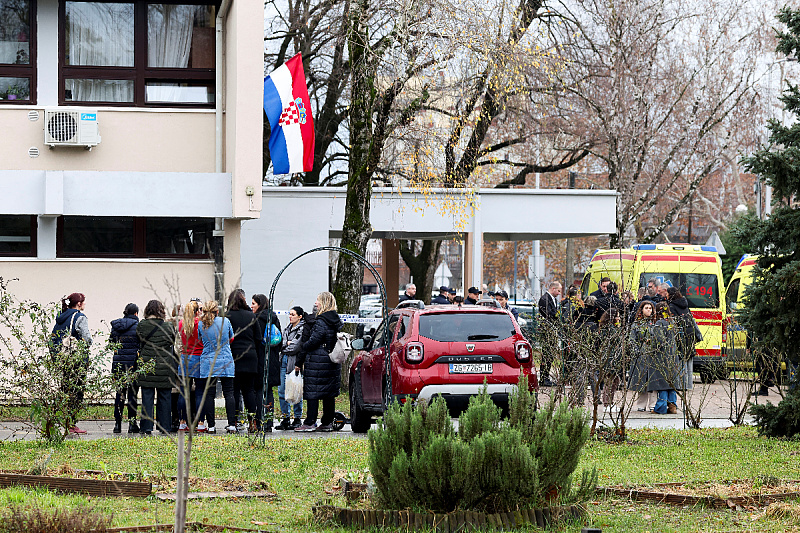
xmin=7 ymin=466 xmax=273 ymax=495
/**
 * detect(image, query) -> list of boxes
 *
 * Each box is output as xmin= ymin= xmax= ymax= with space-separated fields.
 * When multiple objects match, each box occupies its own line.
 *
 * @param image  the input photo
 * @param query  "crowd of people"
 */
xmin=537 ymin=277 xmax=703 ymax=414
xmin=51 ymin=289 xmax=344 ymax=435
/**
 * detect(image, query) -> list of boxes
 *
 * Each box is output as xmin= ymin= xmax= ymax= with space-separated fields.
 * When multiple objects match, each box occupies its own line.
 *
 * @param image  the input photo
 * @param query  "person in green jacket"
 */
xmin=137 ymin=300 xmax=177 ymax=435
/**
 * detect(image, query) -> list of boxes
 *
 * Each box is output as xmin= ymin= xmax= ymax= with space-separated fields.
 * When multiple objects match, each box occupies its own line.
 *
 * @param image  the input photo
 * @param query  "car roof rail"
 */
xmin=396 ymin=300 xmax=425 ymax=310
xmin=476 ymin=298 xmax=500 ymax=308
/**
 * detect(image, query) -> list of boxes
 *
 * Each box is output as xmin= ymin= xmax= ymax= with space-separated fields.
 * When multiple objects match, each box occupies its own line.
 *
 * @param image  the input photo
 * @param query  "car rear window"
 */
xmin=418 ymin=312 xmax=516 ymax=342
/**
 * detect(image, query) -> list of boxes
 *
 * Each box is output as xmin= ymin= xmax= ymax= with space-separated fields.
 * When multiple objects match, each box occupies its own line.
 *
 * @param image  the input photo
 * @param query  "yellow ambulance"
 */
xmin=724 ymin=254 xmax=757 ymax=362
xmin=581 ymin=244 xmax=727 ymax=383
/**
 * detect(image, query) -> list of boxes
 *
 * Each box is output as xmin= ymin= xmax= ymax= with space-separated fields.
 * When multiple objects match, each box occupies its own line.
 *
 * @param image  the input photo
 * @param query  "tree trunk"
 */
xmin=332 ymin=0 xmax=375 ymax=315
xmin=399 ymin=240 xmax=442 ymax=305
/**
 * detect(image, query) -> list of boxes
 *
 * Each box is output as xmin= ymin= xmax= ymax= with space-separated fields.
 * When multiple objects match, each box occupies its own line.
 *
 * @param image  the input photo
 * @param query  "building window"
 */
xmin=0 ymin=0 xmax=36 ymax=104
xmin=57 ymin=216 xmax=213 ymax=258
xmin=60 ymin=1 xmax=215 ymax=107
xmin=0 ymin=215 xmax=36 ymax=256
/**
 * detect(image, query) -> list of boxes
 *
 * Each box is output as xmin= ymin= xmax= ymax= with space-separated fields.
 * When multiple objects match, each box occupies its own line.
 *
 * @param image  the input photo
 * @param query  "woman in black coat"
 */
xmin=294 ymin=292 xmax=342 ymax=432
xmin=109 ymin=303 xmax=140 ymax=434
xmin=226 ymin=289 xmax=263 ymax=433
xmin=251 ymin=293 xmax=281 ymax=431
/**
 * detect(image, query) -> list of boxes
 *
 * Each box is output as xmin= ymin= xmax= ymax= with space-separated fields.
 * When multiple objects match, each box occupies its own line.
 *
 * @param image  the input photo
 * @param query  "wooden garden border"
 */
xmin=312 ymin=503 xmax=587 ymax=531
xmin=0 ymin=472 xmax=151 ymax=498
xmin=103 ymin=523 xmax=266 ymax=532
xmin=599 ymin=483 xmax=800 ymax=509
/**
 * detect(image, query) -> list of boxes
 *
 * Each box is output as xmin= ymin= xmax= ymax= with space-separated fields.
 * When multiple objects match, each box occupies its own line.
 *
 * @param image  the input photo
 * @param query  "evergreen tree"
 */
xmin=740 ymin=6 xmax=800 ymax=371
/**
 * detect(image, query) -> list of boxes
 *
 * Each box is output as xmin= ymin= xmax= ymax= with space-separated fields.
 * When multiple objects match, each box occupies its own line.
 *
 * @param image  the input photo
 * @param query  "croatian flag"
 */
xmin=264 ymin=54 xmax=315 ymax=174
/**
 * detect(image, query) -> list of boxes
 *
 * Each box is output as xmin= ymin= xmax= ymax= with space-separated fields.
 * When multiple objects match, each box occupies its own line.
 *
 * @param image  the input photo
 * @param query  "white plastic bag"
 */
xmin=285 ymin=370 xmax=304 ymax=405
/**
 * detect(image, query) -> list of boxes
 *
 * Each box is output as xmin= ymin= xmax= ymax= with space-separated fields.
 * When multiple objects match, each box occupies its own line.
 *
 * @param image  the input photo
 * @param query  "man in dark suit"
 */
xmin=398 ymin=283 xmax=417 ymax=303
xmin=537 ymin=281 xmax=562 ymax=387
xmin=431 ymin=286 xmax=450 ymax=305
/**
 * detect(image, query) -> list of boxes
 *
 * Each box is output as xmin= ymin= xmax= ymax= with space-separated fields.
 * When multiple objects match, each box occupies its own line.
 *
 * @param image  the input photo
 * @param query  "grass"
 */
xmin=0 ymin=427 xmax=799 ymax=531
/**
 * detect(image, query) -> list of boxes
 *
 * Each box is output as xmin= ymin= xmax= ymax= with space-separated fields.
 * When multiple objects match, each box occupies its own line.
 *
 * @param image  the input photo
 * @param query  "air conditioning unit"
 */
xmin=43 ymin=108 xmax=101 ymax=148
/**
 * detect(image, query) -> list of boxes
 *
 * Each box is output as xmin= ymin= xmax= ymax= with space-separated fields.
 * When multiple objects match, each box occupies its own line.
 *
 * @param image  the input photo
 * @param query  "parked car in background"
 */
xmin=348 ymin=300 xmax=537 ymax=433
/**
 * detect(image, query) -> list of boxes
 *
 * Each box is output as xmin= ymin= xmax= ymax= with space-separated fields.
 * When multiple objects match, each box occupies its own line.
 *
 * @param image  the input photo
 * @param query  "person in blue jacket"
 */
xmin=197 ymin=300 xmax=236 ymax=433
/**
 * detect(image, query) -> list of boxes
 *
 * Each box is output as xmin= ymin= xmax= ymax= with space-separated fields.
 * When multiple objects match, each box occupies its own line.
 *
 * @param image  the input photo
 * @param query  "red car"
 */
xmin=348 ymin=300 xmax=537 ymax=433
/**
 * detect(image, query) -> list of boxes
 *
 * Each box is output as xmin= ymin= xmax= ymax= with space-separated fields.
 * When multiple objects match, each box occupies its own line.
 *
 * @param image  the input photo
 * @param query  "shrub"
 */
xmin=0 ymin=505 xmax=110 ymax=533
xmin=368 ymin=377 xmax=596 ymax=513
xmin=750 ymin=382 xmax=800 ymax=438
xmin=0 ymin=278 xmax=129 ymax=441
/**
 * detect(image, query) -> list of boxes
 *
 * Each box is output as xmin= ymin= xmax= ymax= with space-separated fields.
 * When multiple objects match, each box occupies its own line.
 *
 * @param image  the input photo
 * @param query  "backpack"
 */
xmin=328 ymin=332 xmax=351 ymax=364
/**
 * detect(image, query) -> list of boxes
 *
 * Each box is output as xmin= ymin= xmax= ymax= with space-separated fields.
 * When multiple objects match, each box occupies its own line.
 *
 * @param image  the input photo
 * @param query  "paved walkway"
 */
xmin=0 ymin=380 xmax=784 ymax=441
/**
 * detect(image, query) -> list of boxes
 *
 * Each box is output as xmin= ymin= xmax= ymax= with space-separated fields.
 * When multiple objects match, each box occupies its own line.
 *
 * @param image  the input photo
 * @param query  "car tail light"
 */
xmin=406 ymin=342 xmax=424 ymax=364
xmin=515 ymin=341 xmax=532 ymax=363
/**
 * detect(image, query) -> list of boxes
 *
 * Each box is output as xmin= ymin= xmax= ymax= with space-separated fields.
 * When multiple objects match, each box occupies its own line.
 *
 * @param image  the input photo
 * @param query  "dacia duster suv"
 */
xmin=348 ymin=301 xmax=537 ymax=433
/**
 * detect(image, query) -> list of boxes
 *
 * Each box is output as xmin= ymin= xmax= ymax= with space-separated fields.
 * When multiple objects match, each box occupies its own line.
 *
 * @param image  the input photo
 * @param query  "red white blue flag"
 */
xmin=263 ymin=54 xmax=315 ymax=174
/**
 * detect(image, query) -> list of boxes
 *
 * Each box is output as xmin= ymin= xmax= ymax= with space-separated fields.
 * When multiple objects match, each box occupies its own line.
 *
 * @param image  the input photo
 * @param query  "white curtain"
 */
xmin=67 ymin=2 xmax=134 ymax=102
xmin=146 ymin=4 xmax=199 ymax=103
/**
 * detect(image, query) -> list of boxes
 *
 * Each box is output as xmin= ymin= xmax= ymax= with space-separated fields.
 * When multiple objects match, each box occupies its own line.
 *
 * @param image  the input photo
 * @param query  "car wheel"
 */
xmin=349 ymin=368 xmax=372 ymax=434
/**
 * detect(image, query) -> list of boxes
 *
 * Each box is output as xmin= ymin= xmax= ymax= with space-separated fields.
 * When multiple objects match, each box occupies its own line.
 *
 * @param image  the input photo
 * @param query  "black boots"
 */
xmin=113 ymin=420 xmax=122 ymax=434
xmin=128 ymin=419 xmax=140 ymax=434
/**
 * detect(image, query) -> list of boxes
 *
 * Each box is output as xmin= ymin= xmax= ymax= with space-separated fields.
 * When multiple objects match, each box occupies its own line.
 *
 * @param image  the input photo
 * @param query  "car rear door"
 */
xmin=362 ymin=314 xmax=400 ymax=404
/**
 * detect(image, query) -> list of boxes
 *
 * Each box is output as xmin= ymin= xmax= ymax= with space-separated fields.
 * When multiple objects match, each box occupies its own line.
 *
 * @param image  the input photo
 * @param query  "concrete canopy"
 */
xmin=240 ymin=186 xmax=617 ymax=312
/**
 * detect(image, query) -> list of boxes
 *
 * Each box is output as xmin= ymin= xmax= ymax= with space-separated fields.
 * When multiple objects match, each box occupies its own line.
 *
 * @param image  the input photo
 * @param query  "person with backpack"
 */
xmin=294 ymin=292 xmax=343 ymax=432
xmin=136 ymin=300 xmax=178 ymax=435
xmin=110 ymin=303 xmax=140 ymax=434
xmin=177 ymin=299 xmax=203 ymax=431
xmin=251 ymin=293 xmax=281 ymax=432
xmin=51 ymin=292 xmax=93 ymax=435
xmin=226 ymin=289 xmax=263 ymax=433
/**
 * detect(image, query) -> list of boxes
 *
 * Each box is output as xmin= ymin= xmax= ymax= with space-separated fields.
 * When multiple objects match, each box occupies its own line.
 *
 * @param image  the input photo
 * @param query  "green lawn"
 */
xmin=0 ymin=427 xmax=799 ymax=531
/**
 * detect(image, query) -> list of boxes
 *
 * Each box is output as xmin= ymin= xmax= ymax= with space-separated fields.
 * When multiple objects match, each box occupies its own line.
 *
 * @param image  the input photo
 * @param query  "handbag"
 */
xmin=60 ymin=313 xmax=80 ymax=353
xmin=266 ymin=323 xmax=282 ymax=346
xmin=328 ymin=332 xmax=351 ymax=364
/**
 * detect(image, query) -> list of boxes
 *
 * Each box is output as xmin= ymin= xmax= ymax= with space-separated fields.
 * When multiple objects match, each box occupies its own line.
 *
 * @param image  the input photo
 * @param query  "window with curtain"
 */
xmin=0 ymin=0 xmax=35 ymax=104
xmin=61 ymin=1 xmax=215 ymax=107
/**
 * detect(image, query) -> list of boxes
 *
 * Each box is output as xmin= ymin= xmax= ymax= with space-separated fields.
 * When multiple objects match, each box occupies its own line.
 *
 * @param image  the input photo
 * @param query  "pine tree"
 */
xmin=741 ymin=6 xmax=800 ymax=372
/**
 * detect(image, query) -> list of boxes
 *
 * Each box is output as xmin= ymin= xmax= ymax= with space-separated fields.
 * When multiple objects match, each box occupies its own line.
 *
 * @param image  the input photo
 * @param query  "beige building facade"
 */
xmin=0 ymin=0 xmax=263 ymax=331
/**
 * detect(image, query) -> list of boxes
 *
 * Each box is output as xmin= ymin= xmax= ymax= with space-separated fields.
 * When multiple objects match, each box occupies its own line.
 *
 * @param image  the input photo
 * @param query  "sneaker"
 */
xmin=236 ymin=422 xmax=247 ymax=432
xmin=206 ymin=426 xmax=216 ymax=434
xmin=144 ymin=431 xmax=152 ymax=436
xmin=540 ymin=378 xmax=555 ymax=387
xmin=69 ymin=426 xmax=87 ymax=435
xmin=667 ymin=402 xmax=678 ymax=414
xmin=178 ymin=421 xmax=189 ymax=431
xmin=128 ymin=420 xmax=140 ymax=434
xmin=290 ymin=418 xmax=302 ymax=430
xmin=276 ymin=418 xmax=291 ymax=431
xmin=113 ymin=421 xmax=122 ymax=434
xmin=314 ymin=423 xmax=334 ymax=432
xmin=294 ymin=423 xmax=317 ymax=432
xmin=225 ymin=425 xmax=238 ymax=434
xmin=196 ymin=422 xmax=208 ymax=433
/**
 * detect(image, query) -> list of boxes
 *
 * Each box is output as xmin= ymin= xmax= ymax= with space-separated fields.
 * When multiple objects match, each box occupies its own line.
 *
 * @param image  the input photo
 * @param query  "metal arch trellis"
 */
xmin=260 ymin=246 xmax=390 ymax=440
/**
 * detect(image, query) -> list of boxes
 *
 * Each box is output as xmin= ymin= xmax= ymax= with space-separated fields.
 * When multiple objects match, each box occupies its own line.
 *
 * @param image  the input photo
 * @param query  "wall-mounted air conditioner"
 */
xmin=43 ymin=108 xmax=101 ymax=148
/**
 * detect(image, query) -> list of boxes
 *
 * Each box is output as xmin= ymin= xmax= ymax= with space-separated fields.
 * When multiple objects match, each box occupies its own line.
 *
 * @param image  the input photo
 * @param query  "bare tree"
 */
xmin=544 ymin=0 xmax=764 ymax=246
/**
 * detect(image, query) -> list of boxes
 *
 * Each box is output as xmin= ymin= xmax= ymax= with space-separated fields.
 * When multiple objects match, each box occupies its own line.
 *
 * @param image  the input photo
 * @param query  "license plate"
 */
xmin=449 ymin=363 xmax=492 ymax=374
